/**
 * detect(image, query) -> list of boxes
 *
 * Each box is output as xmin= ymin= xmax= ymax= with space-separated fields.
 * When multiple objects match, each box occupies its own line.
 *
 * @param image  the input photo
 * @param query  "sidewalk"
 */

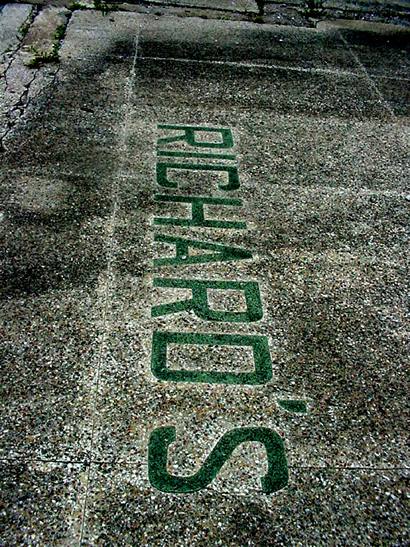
xmin=0 ymin=3 xmax=409 ymax=545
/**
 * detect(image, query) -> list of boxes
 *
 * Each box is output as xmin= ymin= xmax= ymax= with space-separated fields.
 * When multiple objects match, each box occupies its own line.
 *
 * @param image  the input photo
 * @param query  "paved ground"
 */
xmin=0 ymin=2 xmax=409 ymax=545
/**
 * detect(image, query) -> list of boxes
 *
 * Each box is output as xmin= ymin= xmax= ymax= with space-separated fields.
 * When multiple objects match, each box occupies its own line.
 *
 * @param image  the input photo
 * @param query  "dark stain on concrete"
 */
xmin=0 ymin=461 xmax=85 ymax=544
xmin=0 ymin=27 xmax=136 ymax=463
xmin=0 ymin=37 xmax=135 ymax=298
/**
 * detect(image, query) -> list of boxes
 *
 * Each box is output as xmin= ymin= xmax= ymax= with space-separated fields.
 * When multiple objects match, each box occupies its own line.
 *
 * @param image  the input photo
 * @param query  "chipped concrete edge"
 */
xmin=4 ymin=1 xmax=410 ymax=27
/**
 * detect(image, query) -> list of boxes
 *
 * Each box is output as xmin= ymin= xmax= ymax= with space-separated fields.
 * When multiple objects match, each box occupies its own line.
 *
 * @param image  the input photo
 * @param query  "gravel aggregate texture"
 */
xmin=0 ymin=7 xmax=408 ymax=545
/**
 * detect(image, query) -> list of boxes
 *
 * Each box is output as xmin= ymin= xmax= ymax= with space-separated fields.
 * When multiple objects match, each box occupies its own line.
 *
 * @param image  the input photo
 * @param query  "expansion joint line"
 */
xmin=337 ymin=30 xmax=396 ymax=120
xmin=139 ymin=54 xmax=360 ymax=78
xmin=77 ymin=27 xmax=141 ymax=546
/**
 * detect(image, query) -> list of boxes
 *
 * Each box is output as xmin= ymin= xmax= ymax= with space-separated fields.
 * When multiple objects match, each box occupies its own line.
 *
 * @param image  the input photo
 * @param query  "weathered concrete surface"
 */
xmin=0 ymin=3 xmax=67 ymax=150
xmin=0 ymin=3 xmax=32 ymax=75
xmin=0 ymin=7 xmax=409 ymax=545
xmin=0 ymin=4 xmax=32 ymax=57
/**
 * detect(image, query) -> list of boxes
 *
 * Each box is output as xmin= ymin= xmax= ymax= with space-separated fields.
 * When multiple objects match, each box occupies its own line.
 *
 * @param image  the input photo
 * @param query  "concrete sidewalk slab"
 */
xmin=0 ymin=8 xmax=408 ymax=545
xmin=20 ymin=5 xmax=70 ymax=60
xmin=0 ymin=3 xmax=32 ymax=59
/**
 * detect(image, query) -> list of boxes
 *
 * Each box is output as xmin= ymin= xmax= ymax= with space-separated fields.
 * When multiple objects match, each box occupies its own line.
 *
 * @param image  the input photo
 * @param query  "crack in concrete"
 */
xmin=0 ymin=8 xmax=71 ymax=152
xmin=1 ymin=5 xmax=38 ymax=69
xmin=1 ymin=69 xmax=36 ymax=151
xmin=0 ymin=65 xmax=60 ymax=151
xmin=0 ymin=7 xmax=36 ymax=150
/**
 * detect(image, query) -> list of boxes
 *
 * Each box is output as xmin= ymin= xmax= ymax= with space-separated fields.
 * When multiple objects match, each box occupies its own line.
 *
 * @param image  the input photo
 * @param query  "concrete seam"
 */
xmin=139 ymin=54 xmax=363 ymax=77
xmin=377 ymin=74 xmax=410 ymax=82
xmin=77 ymin=26 xmax=141 ymax=546
xmin=336 ymin=30 xmax=396 ymax=120
xmin=117 ymin=175 xmax=410 ymax=195
xmin=0 ymin=456 xmax=409 ymax=472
